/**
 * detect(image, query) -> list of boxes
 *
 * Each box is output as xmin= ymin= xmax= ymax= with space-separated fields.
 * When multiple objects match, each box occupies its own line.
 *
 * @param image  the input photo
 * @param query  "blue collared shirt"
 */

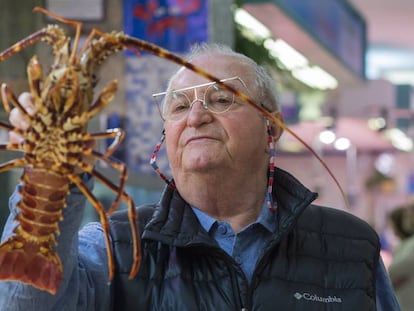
xmin=192 ymin=203 xmax=401 ymax=311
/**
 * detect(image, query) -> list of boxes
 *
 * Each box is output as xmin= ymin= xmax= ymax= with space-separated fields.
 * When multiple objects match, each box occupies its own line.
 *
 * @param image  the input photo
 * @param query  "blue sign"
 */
xmin=123 ymin=0 xmax=208 ymax=53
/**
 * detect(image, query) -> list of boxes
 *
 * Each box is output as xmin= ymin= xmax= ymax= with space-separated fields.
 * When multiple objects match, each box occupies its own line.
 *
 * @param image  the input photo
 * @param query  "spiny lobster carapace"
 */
xmin=0 ymin=7 xmax=347 ymax=295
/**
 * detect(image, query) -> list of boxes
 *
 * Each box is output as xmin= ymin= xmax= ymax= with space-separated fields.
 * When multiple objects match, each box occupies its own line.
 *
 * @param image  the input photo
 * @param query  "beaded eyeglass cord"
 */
xmin=266 ymin=122 xmax=277 ymax=212
xmin=149 ymin=129 xmax=176 ymax=189
xmin=150 ymin=126 xmax=277 ymax=211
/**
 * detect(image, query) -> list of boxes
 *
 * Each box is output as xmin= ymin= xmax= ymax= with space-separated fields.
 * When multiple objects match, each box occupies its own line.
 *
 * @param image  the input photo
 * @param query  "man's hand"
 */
xmin=8 ymin=92 xmax=35 ymax=143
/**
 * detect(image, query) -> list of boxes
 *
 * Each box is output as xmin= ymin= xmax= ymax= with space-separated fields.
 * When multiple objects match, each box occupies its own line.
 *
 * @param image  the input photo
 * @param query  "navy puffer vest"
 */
xmin=109 ymin=168 xmax=379 ymax=310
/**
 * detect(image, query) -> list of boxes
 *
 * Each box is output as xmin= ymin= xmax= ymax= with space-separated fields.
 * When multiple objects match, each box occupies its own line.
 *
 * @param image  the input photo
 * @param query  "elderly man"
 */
xmin=0 ymin=43 xmax=400 ymax=310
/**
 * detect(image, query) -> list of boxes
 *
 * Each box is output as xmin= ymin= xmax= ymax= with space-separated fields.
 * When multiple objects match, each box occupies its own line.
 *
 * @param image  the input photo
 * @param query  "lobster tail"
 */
xmin=0 ymin=168 xmax=68 ymax=294
xmin=0 ymin=235 xmax=62 ymax=294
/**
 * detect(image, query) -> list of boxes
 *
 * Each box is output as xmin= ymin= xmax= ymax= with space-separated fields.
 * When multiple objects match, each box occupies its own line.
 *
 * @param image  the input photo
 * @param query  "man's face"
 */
xmin=164 ymin=53 xmax=271 ymax=182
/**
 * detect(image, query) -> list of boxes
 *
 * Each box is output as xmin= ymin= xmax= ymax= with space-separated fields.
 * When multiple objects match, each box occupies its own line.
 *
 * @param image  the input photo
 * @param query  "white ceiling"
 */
xmin=243 ymin=1 xmax=414 ymax=152
xmin=348 ymin=0 xmax=414 ymax=83
xmin=244 ymin=0 xmax=414 ymax=87
xmin=349 ymin=0 xmax=414 ymax=50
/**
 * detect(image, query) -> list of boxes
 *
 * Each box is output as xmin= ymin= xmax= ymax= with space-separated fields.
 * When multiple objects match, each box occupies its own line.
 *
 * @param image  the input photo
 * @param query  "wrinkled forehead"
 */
xmin=170 ymin=54 xmax=255 ymax=90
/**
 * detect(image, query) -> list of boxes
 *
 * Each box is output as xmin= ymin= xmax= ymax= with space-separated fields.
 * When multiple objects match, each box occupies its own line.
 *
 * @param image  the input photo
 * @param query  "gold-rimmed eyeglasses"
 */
xmin=152 ymin=76 xmax=250 ymax=121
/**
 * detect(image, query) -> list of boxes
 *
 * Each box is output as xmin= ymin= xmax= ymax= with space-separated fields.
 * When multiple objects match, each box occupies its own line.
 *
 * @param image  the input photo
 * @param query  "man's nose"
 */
xmin=186 ymin=99 xmax=212 ymax=125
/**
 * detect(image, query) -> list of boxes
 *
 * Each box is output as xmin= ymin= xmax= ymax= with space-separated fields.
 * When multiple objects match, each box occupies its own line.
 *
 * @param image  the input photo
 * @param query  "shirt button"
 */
xmin=217 ymin=224 xmax=227 ymax=235
xmin=235 ymin=255 xmax=242 ymax=264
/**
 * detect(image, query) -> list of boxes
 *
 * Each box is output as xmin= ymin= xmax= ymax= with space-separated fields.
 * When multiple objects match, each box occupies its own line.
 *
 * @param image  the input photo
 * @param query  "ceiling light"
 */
xmin=384 ymin=128 xmax=413 ymax=152
xmin=264 ymin=39 xmax=308 ymax=70
xmin=334 ymin=137 xmax=351 ymax=150
xmin=292 ymin=66 xmax=338 ymax=90
xmin=374 ymin=153 xmax=395 ymax=176
xmin=367 ymin=117 xmax=387 ymax=131
xmin=319 ymin=129 xmax=336 ymax=144
xmin=234 ymin=9 xmax=338 ymax=90
xmin=234 ymin=8 xmax=271 ymax=39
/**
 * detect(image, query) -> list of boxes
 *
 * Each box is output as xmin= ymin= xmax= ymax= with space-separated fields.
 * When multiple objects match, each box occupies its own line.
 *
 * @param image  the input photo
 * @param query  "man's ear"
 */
xmin=268 ymin=111 xmax=284 ymax=142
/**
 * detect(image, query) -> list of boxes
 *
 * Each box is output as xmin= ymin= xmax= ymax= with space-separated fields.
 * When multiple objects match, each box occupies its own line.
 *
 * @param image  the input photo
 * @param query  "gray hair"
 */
xmin=169 ymin=42 xmax=279 ymax=112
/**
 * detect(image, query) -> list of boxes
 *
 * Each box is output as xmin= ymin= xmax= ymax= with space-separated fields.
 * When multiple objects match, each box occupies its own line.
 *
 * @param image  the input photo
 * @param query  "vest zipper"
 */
xmin=215 ymin=247 xmax=248 ymax=310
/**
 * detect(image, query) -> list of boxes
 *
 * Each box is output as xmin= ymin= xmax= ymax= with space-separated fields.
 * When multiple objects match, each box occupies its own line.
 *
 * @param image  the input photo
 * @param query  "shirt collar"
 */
xmin=192 ymin=206 xmax=217 ymax=233
xmin=191 ymin=198 xmax=278 ymax=234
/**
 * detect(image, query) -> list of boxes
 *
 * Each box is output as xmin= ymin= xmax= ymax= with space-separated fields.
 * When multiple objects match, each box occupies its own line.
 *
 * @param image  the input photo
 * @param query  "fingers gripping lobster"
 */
xmin=0 ymin=7 xmax=347 ymax=295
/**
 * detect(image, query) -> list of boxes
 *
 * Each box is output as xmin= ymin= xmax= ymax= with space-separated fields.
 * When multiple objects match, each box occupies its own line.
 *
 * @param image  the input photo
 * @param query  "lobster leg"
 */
xmin=86 ymin=166 xmax=140 ymax=278
xmin=1 ymin=84 xmax=13 ymax=113
xmin=69 ymin=146 xmax=139 ymax=278
xmin=71 ymin=129 xmax=128 ymax=215
xmin=27 ymin=55 xmax=43 ymax=101
xmin=62 ymin=129 xmax=125 ymax=161
xmin=67 ymin=173 xmax=116 ymax=280
xmin=33 ymin=7 xmax=83 ymax=63
xmin=0 ymin=26 xmax=67 ymax=63
xmin=0 ymin=158 xmax=26 ymax=173
xmin=1 ymin=84 xmax=33 ymax=120
xmin=63 ymin=133 xmax=128 ymax=216
xmin=0 ymin=121 xmax=13 ymax=131
xmin=62 ymin=80 xmax=118 ymax=130
xmin=90 ymin=128 xmax=126 ymax=158
xmin=0 ymin=143 xmax=22 ymax=152
xmin=90 ymin=154 xmax=128 ymax=215
xmin=89 ymin=148 xmax=140 ymax=277
xmin=51 ymin=68 xmax=80 ymax=115
xmin=83 ymin=81 xmax=118 ymax=122
xmin=0 ymin=90 xmax=26 ymax=134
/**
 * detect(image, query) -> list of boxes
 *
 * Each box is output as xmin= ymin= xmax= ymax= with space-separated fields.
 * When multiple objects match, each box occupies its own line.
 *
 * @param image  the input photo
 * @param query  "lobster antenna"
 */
xmin=33 ymin=6 xmax=82 ymax=64
xmin=225 ymin=85 xmax=351 ymax=210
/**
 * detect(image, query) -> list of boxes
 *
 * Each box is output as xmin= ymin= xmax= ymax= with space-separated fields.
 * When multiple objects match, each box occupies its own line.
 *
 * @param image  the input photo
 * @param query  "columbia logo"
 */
xmin=294 ymin=292 xmax=342 ymax=304
xmin=294 ymin=293 xmax=303 ymax=300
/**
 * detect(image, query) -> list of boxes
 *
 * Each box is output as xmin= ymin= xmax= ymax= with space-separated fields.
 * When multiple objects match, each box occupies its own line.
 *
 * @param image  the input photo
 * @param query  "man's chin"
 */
xmin=182 ymin=157 xmax=221 ymax=172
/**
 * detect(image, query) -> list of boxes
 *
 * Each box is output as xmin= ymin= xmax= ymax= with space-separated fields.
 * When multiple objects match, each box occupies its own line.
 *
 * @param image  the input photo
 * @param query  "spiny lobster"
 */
xmin=0 ymin=7 xmax=346 ymax=295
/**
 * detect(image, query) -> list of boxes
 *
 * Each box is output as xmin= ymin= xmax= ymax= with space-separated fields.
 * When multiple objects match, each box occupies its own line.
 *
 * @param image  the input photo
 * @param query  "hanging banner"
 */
xmin=121 ymin=0 xmax=209 ymax=177
xmin=123 ymin=0 xmax=208 ymax=53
